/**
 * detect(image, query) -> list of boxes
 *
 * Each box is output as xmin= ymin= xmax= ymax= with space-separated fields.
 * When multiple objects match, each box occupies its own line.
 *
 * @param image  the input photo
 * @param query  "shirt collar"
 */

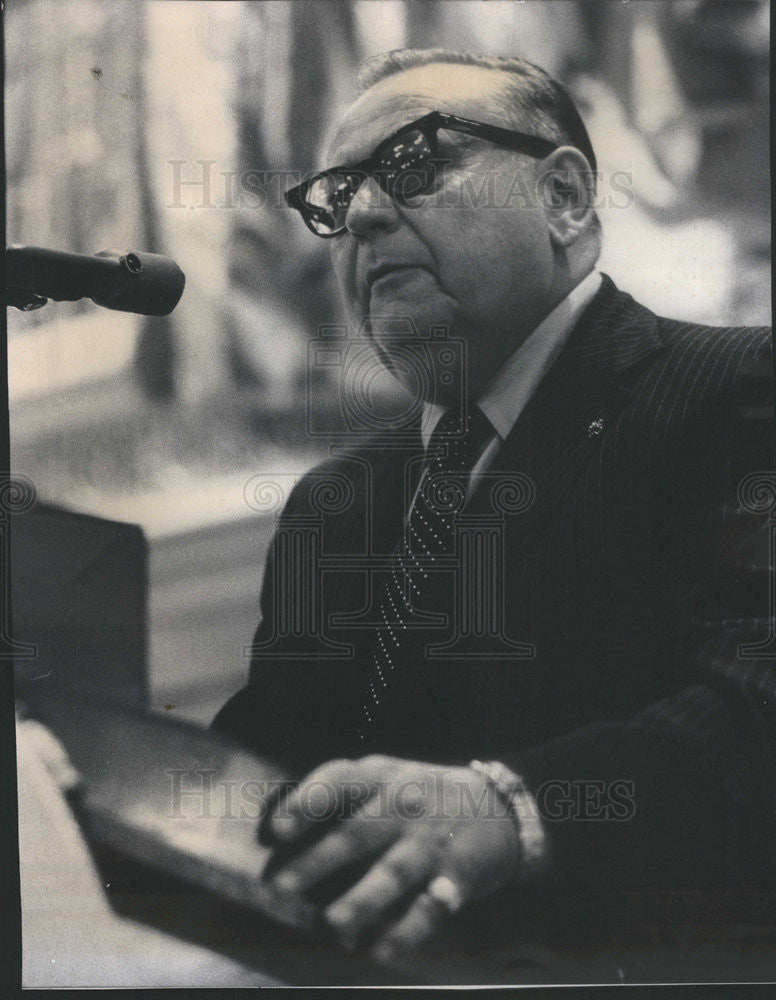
xmin=422 ymin=268 xmax=602 ymax=447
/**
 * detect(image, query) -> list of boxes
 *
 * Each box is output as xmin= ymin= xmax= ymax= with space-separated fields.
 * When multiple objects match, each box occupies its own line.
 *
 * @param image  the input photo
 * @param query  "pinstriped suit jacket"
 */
xmin=215 ymin=275 xmax=774 ymax=900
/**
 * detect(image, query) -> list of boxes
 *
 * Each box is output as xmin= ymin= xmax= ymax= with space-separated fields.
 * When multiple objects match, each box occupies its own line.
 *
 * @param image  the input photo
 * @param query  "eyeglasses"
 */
xmin=284 ymin=110 xmax=560 ymax=238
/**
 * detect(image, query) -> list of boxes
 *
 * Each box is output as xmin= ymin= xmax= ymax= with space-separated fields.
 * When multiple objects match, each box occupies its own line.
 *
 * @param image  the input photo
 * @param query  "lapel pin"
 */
xmin=587 ymin=417 xmax=605 ymax=439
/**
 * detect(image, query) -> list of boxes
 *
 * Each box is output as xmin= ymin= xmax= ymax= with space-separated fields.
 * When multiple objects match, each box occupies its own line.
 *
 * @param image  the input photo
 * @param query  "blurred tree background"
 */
xmin=6 ymin=0 xmax=770 ymax=722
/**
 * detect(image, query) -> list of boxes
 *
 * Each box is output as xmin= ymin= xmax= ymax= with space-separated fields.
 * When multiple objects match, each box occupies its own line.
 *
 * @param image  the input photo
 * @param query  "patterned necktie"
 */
xmin=358 ymin=405 xmax=494 ymax=739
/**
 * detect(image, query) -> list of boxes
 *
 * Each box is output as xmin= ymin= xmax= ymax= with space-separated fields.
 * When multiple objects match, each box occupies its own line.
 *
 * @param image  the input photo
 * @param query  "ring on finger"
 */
xmin=415 ymin=875 xmax=465 ymax=918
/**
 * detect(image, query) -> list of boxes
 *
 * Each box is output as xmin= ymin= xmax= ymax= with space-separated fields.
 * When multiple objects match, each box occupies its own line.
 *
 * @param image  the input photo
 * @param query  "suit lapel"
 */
xmin=468 ymin=276 xmax=666 ymax=561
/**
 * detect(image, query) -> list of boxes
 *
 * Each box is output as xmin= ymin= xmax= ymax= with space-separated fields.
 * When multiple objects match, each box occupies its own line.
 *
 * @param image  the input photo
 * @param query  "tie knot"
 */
xmin=427 ymin=405 xmax=493 ymax=473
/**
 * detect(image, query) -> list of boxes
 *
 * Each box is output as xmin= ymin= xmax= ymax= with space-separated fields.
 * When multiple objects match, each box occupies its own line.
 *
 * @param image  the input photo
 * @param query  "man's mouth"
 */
xmin=365 ymin=263 xmax=425 ymax=289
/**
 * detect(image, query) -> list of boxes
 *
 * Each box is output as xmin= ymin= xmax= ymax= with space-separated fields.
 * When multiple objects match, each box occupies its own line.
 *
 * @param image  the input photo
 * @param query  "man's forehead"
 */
xmin=327 ymin=63 xmax=514 ymax=163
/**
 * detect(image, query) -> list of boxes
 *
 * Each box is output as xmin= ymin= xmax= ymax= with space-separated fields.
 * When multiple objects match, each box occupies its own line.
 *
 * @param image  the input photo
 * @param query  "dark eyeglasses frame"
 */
xmin=285 ymin=110 xmax=562 ymax=238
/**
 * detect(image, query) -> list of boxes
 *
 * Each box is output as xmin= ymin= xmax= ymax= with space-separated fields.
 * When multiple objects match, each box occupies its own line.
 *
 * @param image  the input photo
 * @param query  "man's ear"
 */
xmin=536 ymin=146 xmax=596 ymax=248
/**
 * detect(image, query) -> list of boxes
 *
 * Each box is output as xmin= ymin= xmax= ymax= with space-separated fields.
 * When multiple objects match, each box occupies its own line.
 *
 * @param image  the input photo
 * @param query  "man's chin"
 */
xmin=366 ymin=284 xmax=457 ymax=337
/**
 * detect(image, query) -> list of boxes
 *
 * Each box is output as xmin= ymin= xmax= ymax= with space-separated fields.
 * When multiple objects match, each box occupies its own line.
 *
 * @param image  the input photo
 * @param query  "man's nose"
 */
xmin=345 ymin=175 xmax=400 ymax=237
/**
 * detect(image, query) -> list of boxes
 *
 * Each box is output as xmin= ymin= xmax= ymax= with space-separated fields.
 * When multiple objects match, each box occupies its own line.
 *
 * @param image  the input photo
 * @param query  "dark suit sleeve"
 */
xmin=509 ymin=331 xmax=776 ymax=893
xmin=212 ymin=463 xmax=364 ymax=771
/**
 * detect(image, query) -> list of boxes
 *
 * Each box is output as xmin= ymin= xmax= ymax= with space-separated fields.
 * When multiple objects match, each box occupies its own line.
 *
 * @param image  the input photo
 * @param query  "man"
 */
xmin=215 ymin=50 xmax=774 ymax=965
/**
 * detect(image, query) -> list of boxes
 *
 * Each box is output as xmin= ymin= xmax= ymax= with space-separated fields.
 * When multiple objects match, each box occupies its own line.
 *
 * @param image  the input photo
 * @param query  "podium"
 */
xmin=11 ymin=502 xmax=148 ymax=709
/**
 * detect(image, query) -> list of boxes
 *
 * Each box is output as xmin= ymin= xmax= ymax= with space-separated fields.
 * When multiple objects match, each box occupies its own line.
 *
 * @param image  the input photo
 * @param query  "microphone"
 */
xmin=5 ymin=245 xmax=186 ymax=316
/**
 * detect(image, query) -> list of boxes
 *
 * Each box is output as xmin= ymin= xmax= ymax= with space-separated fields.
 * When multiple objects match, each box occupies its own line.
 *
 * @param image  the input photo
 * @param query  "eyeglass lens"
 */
xmin=303 ymin=127 xmax=436 ymax=235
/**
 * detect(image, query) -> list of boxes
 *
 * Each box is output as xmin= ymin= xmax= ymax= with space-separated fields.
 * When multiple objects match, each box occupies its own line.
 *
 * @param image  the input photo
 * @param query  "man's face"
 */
xmin=326 ymin=64 xmax=558 ymax=403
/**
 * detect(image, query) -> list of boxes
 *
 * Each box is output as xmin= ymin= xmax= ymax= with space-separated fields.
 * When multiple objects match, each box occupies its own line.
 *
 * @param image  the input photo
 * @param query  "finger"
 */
xmin=370 ymin=874 xmax=469 ymax=964
xmin=267 ymin=759 xmax=361 ymax=843
xmin=269 ymin=755 xmax=393 ymax=844
xmin=257 ymin=778 xmax=298 ymax=847
xmin=270 ymin=809 xmax=399 ymax=894
xmin=324 ymin=838 xmax=433 ymax=950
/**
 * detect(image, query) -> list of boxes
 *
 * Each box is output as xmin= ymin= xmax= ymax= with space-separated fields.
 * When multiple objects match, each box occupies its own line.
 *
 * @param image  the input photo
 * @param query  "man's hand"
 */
xmin=261 ymin=754 xmax=521 ymax=962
